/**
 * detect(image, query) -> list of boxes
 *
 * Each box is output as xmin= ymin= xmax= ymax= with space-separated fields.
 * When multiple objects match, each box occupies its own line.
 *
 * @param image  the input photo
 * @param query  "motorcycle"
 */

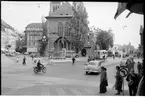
xmin=33 ymin=66 xmax=47 ymax=74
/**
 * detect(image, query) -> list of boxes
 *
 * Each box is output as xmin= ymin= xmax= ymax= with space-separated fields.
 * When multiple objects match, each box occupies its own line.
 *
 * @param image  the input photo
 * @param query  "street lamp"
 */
xmin=42 ymin=36 xmax=47 ymax=42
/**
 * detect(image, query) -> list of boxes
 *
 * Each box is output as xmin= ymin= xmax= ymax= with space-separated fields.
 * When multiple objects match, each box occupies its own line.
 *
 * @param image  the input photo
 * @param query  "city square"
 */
xmin=1 ymin=1 xmax=144 ymax=96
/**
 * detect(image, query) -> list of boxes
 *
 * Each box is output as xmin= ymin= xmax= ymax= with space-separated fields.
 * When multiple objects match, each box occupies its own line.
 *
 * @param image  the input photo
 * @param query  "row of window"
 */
xmin=58 ymin=22 xmax=70 ymax=37
xmin=27 ymin=32 xmax=42 ymax=47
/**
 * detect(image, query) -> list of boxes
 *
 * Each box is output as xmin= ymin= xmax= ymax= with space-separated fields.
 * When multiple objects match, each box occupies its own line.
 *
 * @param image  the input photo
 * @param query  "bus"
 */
xmin=94 ymin=50 xmax=108 ymax=59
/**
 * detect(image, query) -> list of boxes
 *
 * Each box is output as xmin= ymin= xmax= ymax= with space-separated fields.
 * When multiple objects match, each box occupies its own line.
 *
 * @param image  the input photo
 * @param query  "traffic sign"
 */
xmin=120 ymin=68 xmax=128 ymax=77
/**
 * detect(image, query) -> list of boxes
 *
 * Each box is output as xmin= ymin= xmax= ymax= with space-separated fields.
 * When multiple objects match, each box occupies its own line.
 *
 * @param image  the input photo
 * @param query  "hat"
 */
xmin=101 ymin=66 xmax=105 ymax=70
xmin=104 ymin=67 xmax=107 ymax=71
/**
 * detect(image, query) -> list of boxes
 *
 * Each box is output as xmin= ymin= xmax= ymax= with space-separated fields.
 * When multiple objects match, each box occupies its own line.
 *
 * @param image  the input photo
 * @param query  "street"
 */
xmin=1 ymin=54 xmax=141 ymax=95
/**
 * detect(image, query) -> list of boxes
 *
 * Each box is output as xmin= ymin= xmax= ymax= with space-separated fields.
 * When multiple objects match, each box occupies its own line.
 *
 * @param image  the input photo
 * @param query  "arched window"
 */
xmin=58 ymin=22 xmax=63 ymax=36
xmin=65 ymin=22 xmax=70 ymax=36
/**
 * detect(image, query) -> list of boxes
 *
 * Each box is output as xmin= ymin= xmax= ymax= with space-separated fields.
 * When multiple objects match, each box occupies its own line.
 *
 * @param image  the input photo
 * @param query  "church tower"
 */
xmin=49 ymin=2 xmax=61 ymax=15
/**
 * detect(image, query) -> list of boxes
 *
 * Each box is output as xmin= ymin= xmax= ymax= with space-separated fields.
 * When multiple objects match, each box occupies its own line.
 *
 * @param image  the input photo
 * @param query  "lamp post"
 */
xmin=42 ymin=35 xmax=47 ymax=42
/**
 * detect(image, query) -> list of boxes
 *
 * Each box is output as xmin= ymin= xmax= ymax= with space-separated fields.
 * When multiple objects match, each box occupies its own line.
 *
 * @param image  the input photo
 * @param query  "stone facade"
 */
xmin=45 ymin=2 xmax=74 ymax=54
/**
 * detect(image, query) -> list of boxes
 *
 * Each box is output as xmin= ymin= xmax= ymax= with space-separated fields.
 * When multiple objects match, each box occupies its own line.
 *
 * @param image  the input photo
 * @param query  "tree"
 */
xmin=70 ymin=2 xmax=89 ymax=53
xmin=15 ymin=35 xmax=26 ymax=53
xmin=96 ymin=29 xmax=114 ymax=50
xmin=39 ymin=15 xmax=48 ymax=56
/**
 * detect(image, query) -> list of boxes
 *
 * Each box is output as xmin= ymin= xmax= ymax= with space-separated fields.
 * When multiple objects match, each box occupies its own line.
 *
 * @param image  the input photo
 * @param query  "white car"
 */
xmin=84 ymin=60 xmax=104 ymax=74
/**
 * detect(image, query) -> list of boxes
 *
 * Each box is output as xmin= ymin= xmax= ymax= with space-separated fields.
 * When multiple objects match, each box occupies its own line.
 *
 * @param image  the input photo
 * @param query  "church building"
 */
xmin=45 ymin=2 xmax=74 ymax=54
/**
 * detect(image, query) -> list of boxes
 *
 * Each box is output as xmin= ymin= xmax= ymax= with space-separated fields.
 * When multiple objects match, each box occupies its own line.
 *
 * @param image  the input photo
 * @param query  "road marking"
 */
xmin=55 ymin=87 xmax=66 ymax=95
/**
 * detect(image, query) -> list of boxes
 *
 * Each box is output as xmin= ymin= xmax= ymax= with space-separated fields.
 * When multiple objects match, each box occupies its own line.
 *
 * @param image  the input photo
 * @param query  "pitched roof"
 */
xmin=26 ymin=23 xmax=42 ymax=28
xmin=50 ymin=2 xmax=73 ymax=16
xmin=1 ymin=19 xmax=15 ymax=31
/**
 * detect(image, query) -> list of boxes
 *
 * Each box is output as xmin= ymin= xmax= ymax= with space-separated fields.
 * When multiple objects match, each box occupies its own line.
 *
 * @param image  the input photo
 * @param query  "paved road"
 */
xmin=3 ymin=54 xmax=142 ymax=95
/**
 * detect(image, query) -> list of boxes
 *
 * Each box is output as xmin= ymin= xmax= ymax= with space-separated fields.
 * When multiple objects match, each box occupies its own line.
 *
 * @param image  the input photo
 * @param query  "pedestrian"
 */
xmin=113 ymin=66 xmax=123 ymax=95
xmin=137 ymin=62 xmax=142 ymax=75
xmin=16 ymin=56 xmax=19 ymax=63
xmin=126 ymin=69 xmax=139 ymax=96
xmin=113 ymin=54 xmax=115 ymax=59
xmin=32 ymin=54 xmax=34 ymax=61
xmin=99 ymin=67 xmax=108 ymax=93
xmin=126 ymin=59 xmax=132 ymax=73
xmin=34 ymin=57 xmax=37 ymax=64
xmin=72 ymin=57 xmax=75 ymax=65
xmin=130 ymin=57 xmax=135 ymax=71
xmin=23 ymin=56 xmax=26 ymax=65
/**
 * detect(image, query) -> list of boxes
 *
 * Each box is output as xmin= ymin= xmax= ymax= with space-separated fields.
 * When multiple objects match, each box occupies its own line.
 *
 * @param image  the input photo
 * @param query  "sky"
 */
xmin=1 ymin=1 xmax=144 ymax=48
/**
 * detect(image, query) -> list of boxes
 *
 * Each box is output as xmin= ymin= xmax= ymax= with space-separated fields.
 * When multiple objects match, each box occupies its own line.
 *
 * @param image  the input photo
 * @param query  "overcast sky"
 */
xmin=1 ymin=1 xmax=144 ymax=48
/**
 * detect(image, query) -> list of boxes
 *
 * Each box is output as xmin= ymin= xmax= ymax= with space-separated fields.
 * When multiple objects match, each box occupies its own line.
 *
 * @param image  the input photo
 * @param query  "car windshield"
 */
xmin=89 ymin=61 xmax=100 ymax=66
xmin=89 ymin=62 xmax=96 ymax=65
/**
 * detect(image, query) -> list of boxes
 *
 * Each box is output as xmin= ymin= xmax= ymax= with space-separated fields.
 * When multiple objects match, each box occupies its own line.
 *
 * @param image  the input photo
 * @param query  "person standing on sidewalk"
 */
xmin=113 ymin=66 xmax=123 ymax=95
xmin=137 ymin=62 xmax=142 ymax=75
xmin=99 ymin=67 xmax=108 ymax=93
xmin=126 ymin=69 xmax=139 ymax=96
xmin=130 ymin=57 xmax=135 ymax=71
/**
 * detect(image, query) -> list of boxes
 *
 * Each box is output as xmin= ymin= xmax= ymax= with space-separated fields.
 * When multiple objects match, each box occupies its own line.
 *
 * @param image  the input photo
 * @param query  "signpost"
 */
xmin=119 ymin=68 xmax=128 ymax=96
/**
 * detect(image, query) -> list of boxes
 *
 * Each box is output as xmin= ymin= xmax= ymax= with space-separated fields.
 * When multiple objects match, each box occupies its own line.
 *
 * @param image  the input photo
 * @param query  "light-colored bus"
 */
xmin=94 ymin=50 xmax=108 ymax=59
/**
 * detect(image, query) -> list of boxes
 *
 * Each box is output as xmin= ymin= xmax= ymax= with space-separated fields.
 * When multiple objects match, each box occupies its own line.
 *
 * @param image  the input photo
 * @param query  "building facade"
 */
xmin=1 ymin=19 xmax=18 ymax=51
xmin=24 ymin=23 xmax=43 ymax=54
xmin=45 ymin=2 xmax=74 ymax=54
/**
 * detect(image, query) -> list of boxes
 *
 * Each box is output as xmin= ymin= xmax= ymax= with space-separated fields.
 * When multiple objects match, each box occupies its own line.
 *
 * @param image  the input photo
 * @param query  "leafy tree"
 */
xmin=15 ymin=36 xmax=26 ymax=53
xmin=70 ymin=2 xmax=89 ymax=53
xmin=96 ymin=29 xmax=114 ymax=50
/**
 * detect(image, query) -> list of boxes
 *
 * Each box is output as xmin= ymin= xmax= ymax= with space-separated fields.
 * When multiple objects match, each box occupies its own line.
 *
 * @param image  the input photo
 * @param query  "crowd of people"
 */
xmin=99 ymin=57 xmax=144 ymax=96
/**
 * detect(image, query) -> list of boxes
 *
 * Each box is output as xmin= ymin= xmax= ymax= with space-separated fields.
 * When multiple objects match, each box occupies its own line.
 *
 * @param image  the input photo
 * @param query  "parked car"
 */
xmin=75 ymin=54 xmax=79 ymax=58
xmin=84 ymin=60 xmax=104 ymax=74
xmin=5 ymin=52 xmax=15 ymax=57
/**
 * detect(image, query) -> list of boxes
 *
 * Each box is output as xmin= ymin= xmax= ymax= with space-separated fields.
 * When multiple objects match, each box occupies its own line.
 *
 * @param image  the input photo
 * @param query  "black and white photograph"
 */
xmin=1 ymin=1 xmax=144 ymax=96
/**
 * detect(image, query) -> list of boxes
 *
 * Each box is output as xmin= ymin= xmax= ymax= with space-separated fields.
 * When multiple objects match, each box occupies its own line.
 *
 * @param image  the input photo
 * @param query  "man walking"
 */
xmin=72 ymin=57 xmax=76 ymax=65
xmin=23 ymin=56 xmax=26 ymax=65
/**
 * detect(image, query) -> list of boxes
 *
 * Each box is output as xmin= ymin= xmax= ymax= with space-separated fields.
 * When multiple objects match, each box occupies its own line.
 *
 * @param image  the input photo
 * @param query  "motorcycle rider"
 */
xmin=37 ymin=60 xmax=44 ymax=71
